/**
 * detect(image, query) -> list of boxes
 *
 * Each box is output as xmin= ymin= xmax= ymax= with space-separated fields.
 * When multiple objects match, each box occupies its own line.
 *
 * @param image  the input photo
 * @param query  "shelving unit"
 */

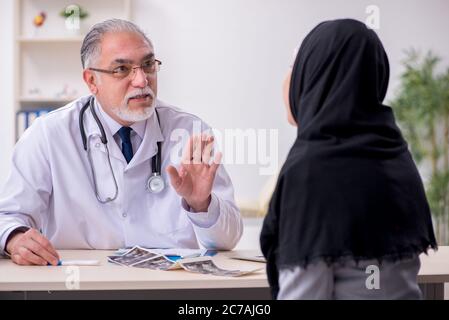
xmin=13 ymin=0 xmax=132 ymax=140
xmin=18 ymin=36 xmax=85 ymax=43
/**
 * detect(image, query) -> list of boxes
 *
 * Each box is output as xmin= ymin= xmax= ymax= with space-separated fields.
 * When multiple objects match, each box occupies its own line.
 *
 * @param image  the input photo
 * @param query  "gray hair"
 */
xmin=80 ymin=19 xmax=153 ymax=69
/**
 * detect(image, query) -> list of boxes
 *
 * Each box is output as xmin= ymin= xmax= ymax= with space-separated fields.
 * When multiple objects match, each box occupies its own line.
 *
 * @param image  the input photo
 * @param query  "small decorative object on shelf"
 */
xmin=55 ymin=84 xmax=79 ymax=101
xmin=60 ymin=4 xmax=89 ymax=35
xmin=32 ymin=11 xmax=47 ymax=37
xmin=27 ymin=87 xmax=42 ymax=98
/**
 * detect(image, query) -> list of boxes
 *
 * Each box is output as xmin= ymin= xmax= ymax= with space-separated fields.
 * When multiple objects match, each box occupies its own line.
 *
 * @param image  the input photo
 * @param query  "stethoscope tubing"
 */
xmin=79 ymin=96 xmax=164 ymax=202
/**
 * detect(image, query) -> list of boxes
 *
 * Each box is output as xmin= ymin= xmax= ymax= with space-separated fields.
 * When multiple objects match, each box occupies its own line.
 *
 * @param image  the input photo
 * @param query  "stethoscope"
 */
xmin=79 ymin=96 xmax=165 ymax=204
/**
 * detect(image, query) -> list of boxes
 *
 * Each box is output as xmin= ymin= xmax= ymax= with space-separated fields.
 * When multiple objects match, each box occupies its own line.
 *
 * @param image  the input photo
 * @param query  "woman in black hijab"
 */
xmin=260 ymin=19 xmax=437 ymax=300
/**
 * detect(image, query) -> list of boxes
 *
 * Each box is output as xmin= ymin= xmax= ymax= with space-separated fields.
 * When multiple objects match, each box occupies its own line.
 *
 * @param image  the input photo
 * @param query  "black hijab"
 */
xmin=260 ymin=19 xmax=437 ymax=299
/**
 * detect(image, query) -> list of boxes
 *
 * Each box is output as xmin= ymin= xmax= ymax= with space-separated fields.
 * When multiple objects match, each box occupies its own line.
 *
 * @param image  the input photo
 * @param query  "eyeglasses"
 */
xmin=89 ymin=59 xmax=162 ymax=80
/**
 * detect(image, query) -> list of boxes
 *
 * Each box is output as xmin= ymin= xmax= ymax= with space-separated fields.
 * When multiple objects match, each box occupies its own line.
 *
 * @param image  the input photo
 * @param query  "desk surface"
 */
xmin=417 ymin=246 xmax=449 ymax=284
xmin=0 ymin=250 xmax=268 ymax=291
xmin=1 ymin=247 xmax=448 ymax=292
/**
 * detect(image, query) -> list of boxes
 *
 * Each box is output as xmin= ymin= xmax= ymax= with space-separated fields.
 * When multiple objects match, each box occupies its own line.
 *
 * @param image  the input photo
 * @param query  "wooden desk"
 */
xmin=417 ymin=246 xmax=449 ymax=300
xmin=1 ymin=248 xmax=448 ymax=300
xmin=0 ymin=250 xmax=270 ymax=300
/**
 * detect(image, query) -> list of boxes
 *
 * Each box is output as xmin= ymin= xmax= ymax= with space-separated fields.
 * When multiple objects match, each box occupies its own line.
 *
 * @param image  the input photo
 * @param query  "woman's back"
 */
xmin=261 ymin=19 xmax=437 ymax=299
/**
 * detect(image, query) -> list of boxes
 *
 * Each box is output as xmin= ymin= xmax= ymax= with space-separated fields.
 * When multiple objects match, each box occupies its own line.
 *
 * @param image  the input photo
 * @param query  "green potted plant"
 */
xmin=391 ymin=50 xmax=449 ymax=244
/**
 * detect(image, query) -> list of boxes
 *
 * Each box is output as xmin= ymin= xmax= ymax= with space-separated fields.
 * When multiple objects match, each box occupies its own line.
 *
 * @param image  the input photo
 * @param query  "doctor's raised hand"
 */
xmin=166 ymin=135 xmax=222 ymax=213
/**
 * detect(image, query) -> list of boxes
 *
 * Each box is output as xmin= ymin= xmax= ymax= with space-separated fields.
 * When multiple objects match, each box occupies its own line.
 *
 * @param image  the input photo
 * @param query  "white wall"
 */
xmin=1 ymin=0 xmax=449 ymax=205
xmin=131 ymin=0 xmax=449 ymax=204
xmin=0 ymin=0 xmax=14 ymax=185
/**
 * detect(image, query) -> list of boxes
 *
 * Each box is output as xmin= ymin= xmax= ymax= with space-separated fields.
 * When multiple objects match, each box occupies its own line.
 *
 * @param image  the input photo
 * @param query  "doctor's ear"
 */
xmin=83 ymin=69 xmax=99 ymax=94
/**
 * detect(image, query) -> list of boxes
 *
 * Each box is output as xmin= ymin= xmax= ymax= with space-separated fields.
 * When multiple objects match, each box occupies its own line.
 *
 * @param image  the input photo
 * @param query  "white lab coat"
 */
xmin=0 ymin=96 xmax=243 ymax=254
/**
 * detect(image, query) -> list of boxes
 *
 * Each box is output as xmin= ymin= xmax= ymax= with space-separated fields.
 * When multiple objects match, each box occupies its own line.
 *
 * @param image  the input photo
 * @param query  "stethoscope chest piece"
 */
xmin=147 ymin=173 xmax=165 ymax=193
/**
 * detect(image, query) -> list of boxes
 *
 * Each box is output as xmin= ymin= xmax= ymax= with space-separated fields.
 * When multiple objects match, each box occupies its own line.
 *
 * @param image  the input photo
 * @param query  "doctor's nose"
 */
xmin=130 ymin=67 xmax=149 ymax=88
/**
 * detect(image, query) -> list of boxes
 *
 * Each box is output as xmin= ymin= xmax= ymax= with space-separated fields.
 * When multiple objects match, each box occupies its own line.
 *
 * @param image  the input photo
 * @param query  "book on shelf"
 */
xmin=16 ymin=108 xmax=55 ymax=140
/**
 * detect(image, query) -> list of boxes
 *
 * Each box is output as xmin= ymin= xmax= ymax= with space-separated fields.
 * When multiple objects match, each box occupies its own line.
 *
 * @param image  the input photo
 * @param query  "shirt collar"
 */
xmin=95 ymin=99 xmax=147 ymax=140
xmin=81 ymin=96 xmax=165 ymax=167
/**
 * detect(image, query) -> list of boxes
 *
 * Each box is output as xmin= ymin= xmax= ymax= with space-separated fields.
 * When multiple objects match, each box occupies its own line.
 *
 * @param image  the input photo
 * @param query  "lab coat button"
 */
xmin=95 ymin=143 xmax=101 ymax=148
xmin=122 ymin=212 xmax=127 ymax=218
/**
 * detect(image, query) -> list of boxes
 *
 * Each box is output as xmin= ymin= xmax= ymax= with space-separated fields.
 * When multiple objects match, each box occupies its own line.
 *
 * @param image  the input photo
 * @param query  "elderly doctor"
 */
xmin=0 ymin=19 xmax=243 ymax=266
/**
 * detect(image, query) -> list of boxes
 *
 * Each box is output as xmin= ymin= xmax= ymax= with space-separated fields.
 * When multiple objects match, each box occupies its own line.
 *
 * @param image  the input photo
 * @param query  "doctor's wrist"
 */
xmin=5 ymin=226 xmax=29 ymax=255
xmin=185 ymin=196 xmax=211 ymax=213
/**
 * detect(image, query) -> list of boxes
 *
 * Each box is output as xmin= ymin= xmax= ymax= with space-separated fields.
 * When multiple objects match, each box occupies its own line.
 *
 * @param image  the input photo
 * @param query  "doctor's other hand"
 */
xmin=166 ymin=135 xmax=222 ymax=213
xmin=6 ymin=228 xmax=59 ymax=266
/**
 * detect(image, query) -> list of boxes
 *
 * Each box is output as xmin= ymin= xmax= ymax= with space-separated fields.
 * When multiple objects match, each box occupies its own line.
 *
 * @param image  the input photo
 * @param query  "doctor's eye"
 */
xmin=142 ymin=60 xmax=161 ymax=75
xmin=112 ymin=65 xmax=132 ymax=77
xmin=142 ymin=59 xmax=154 ymax=67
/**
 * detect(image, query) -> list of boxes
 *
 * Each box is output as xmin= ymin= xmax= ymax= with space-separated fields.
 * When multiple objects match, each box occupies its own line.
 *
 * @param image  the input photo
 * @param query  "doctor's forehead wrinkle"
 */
xmin=109 ymin=53 xmax=155 ymax=66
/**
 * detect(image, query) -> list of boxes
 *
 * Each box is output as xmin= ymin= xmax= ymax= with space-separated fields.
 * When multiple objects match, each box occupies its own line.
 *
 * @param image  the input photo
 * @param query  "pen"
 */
xmin=48 ymin=260 xmax=101 ymax=266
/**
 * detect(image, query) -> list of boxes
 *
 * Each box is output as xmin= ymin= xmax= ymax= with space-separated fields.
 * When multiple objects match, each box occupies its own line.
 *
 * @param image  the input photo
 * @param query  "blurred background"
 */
xmin=0 ymin=0 xmax=448 ymax=249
